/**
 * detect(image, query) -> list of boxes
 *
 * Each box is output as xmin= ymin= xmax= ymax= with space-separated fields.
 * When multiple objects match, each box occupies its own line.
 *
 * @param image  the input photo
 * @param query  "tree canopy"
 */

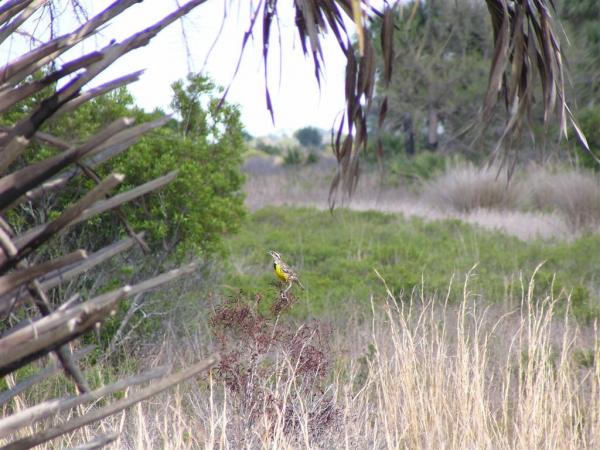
xmin=13 ymin=74 xmax=247 ymax=259
xmin=294 ymin=126 xmax=323 ymax=148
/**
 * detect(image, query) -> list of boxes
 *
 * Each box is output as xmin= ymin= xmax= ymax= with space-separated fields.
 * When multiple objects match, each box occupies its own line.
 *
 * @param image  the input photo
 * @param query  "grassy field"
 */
xmin=6 ymin=266 xmax=600 ymax=449
xmin=224 ymin=206 xmax=600 ymax=321
xmin=4 ymin=165 xmax=600 ymax=449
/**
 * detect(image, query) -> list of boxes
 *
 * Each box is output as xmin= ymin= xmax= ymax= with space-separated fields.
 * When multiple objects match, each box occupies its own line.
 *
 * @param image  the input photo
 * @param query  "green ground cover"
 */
xmin=224 ymin=207 xmax=600 ymax=320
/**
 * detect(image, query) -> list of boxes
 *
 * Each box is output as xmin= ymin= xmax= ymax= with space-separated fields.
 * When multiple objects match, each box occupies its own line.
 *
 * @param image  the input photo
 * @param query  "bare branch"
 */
xmin=7 ymin=173 xmax=124 ymax=268
xmin=66 ymin=432 xmax=119 ymax=450
xmin=0 ymin=365 xmax=169 ymax=438
xmin=0 ymin=1 xmax=37 ymax=25
xmin=0 ymin=249 xmax=86 ymax=297
xmin=2 ymin=356 xmax=219 ymax=450
xmin=0 ymin=118 xmax=132 ymax=202
xmin=0 ymin=286 xmax=131 ymax=375
xmin=0 ymin=345 xmax=94 ymax=407
xmin=0 ymin=0 xmax=144 ymax=88
xmin=53 ymin=70 xmax=145 ymax=119
xmin=12 ymin=171 xmax=176 ymax=254
xmin=29 ymin=281 xmax=91 ymax=393
xmin=0 ymin=0 xmax=47 ymax=47
xmin=127 ymin=262 xmax=197 ymax=298
xmin=0 ymin=235 xmax=142 ymax=317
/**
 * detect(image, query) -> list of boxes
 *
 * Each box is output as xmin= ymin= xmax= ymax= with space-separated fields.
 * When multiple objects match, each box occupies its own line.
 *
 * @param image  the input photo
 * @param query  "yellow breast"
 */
xmin=274 ymin=263 xmax=289 ymax=282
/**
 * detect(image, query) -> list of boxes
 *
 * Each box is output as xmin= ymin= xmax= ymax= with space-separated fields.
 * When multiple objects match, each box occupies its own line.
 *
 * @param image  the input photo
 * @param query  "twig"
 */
xmin=2 ymin=355 xmax=219 ymax=450
xmin=0 ymin=345 xmax=94 ymax=407
xmin=0 ymin=365 xmax=169 ymax=437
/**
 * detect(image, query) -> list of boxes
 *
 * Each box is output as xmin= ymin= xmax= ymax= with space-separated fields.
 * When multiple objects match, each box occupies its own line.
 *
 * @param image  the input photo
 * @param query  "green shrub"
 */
xmin=382 ymin=151 xmax=451 ymax=186
xmin=284 ymin=147 xmax=302 ymax=165
xmin=224 ymin=206 xmax=600 ymax=321
xmin=306 ymin=152 xmax=319 ymax=164
xmin=255 ymin=140 xmax=282 ymax=155
xmin=294 ymin=126 xmax=323 ymax=148
xmin=90 ymin=75 xmax=246 ymax=258
xmin=573 ymin=349 xmax=596 ymax=369
xmin=9 ymin=74 xmax=246 ymax=260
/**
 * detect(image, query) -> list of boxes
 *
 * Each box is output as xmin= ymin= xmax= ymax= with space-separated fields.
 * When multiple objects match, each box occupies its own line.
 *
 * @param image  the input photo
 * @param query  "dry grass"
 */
xmin=244 ymin=162 xmax=582 ymax=240
xmin=243 ymin=161 xmax=410 ymax=212
xmin=422 ymin=163 xmax=521 ymax=213
xmin=4 ymin=272 xmax=600 ymax=449
xmin=521 ymin=166 xmax=600 ymax=230
xmin=421 ymin=163 xmax=600 ymax=236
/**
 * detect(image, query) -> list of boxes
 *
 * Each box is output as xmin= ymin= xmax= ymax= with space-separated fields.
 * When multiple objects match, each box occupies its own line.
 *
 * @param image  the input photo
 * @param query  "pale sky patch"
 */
xmin=81 ymin=0 xmax=349 ymax=137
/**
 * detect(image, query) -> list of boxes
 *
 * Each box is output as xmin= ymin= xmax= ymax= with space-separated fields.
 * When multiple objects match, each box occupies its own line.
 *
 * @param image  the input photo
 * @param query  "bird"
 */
xmin=268 ymin=250 xmax=305 ymax=293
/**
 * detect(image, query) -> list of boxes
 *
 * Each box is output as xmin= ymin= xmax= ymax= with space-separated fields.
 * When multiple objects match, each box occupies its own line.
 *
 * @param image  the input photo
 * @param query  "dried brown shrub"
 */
xmin=209 ymin=292 xmax=337 ymax=438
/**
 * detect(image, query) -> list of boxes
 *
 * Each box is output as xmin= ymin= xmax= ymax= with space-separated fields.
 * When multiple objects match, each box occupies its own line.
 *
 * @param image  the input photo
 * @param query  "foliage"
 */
xmin=306 ymin=152 xmax=320 ymax=164
xmin=369 ymin=0 xmax=491 ymax=154
xmin=22 ymin=75 xmax=246 ymax=259
xmin=283 ymin=147 xmax=302 ymax=166
xmin=224 ymin=207 xmax=600 ymax=321
xmin=386 ymin=151 xmax=450 ymax=183
xmin=294 ymin=126 xmax=323 ymax=148
xmin=255 ymin=139 xmax=282 ymax=156
xmin=561 ymin=0 xmax=600 ymax=65
xmin=109 ymin=74 xmax=246 ymax=257
xmin=210 ymin=291 xmax=337 ymax=435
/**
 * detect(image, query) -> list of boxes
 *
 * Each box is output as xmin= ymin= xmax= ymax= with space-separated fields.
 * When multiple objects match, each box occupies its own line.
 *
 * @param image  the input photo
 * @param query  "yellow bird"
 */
xmin=268 ymin=250 xmax=305 ymax=292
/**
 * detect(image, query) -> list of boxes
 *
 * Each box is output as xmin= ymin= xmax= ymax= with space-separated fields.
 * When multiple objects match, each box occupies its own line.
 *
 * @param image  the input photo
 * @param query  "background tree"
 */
xmin=294 ymin=126 xmax=323 ymax=149
xmin=371 ymin=0 xmax=491 ymax=156
xmin=559 ymin=0 xmax=600 ymax=167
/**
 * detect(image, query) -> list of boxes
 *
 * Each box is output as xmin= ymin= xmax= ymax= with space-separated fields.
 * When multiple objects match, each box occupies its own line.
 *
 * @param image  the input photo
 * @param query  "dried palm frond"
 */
xmin=0 ymin=1 xmax=219 ymax=447
xmin=240 ymin=0 xmax=586 ymax=204
xmin=233 ymin=0 xmax=395 ymax=206
xmin=483 ymin=0 xmax=590 ymax=170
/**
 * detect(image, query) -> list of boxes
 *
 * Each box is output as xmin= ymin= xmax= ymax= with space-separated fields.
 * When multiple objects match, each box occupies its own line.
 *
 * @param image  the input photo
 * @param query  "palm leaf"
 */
xmin=248 ymin=0 xmax=585 ymax=202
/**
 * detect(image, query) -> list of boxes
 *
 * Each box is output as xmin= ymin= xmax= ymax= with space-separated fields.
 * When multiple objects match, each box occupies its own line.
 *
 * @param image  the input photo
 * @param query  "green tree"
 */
xmin=109 ymin=74 xmax=246 ymax=258
xmin=12 ymin=75 xmax=245 ymax=260
xmin=559 ymin=0 xmax=600 ymax=168
xmin=370 ymin=0 xmax=491 ymax=156
xmin=560 ymin=0 xmax=600 ymax=106
xmin=294 ymin=126 xmax=323 ymax=148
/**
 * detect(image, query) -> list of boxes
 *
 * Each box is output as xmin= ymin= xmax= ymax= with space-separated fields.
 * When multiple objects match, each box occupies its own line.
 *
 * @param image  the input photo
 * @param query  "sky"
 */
xmin=73 ymin=0 xmax=350 ymax=137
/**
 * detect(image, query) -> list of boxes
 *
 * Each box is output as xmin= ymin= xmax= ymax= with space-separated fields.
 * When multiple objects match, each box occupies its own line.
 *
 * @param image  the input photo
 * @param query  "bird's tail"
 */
xmin=295 ymin=278 xmax=305 ymax=290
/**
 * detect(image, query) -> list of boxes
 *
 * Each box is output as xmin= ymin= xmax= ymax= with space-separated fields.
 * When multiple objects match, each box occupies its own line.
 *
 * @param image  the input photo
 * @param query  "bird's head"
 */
xmin=268 ymin=250 xmax=281 ymax=262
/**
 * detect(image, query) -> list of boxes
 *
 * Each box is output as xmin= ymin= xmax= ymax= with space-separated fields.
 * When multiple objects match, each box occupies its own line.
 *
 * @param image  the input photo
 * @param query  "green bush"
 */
xmin=305 ymin=152 xmax=319 ymax=164
xmin=283 ymin=147 xmax=302 ymax=165
xmin=224 ymin=207 xmax=600 ymax=321
xmin=364 ymin=133 xmax=405 ymax=161
xmin=9 ymin=74 xmax=246 ymax=260
xmin=255 ymin=140 xmax=282 ymax=156
xmin=386 ymin=151 xmax=450 ymax=184
xmin=294 ymin=126 xmax=323 ymax=148
xmin=109 ymin=74 xmax=246 ymax=258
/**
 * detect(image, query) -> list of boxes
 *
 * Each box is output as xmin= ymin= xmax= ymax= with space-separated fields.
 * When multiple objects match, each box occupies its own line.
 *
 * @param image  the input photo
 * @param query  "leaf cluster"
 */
xmin=9 ymin=74 xmax=246 ymax=260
